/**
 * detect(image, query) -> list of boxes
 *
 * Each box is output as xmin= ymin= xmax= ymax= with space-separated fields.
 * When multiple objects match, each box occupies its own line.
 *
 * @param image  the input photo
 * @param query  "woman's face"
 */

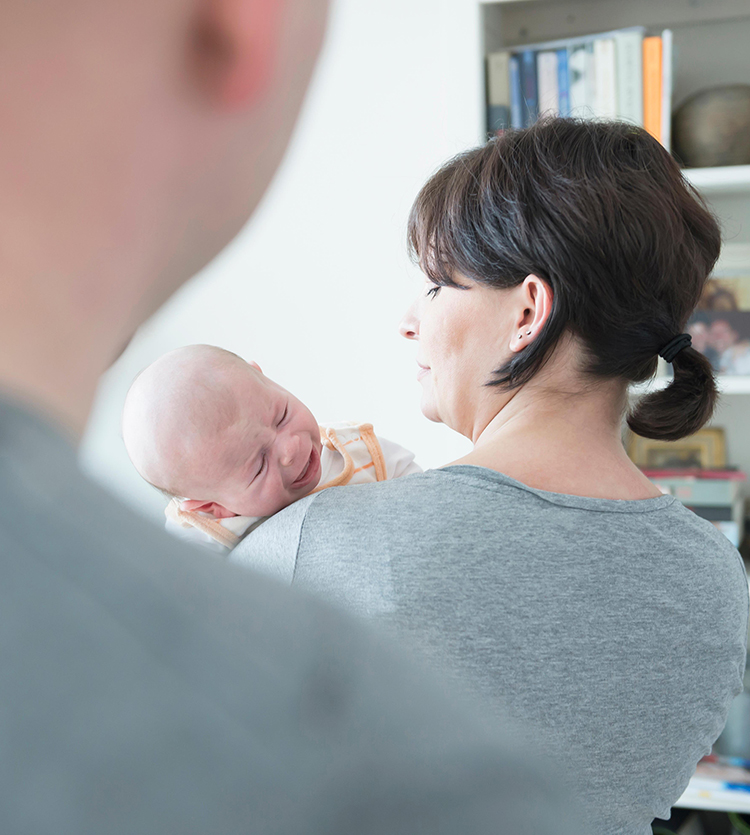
xmin=399 ymin=276 xmax=521 ymax=436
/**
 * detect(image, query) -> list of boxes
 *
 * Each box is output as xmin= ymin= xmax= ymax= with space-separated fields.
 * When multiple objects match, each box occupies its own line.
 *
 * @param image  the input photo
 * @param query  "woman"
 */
xmin=233 ymin=119 xmax=748 ymax=835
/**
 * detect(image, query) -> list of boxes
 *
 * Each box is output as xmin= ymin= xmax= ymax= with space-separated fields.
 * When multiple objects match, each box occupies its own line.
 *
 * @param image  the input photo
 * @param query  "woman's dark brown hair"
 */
xmin=407 ymin=118 xmax=721 ymax=441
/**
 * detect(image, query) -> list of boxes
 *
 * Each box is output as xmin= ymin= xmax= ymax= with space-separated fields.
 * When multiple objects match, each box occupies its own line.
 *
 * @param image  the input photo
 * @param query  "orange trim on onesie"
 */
xmin=352 ymin=461 xmax=375 ymax=474
xmin=311 ymin=425 xmax=355 ymax=493
xmin=358 ymin=424 xmax=387 ymax=481
xmin=165 ymin=497 xmax=240 ymax=549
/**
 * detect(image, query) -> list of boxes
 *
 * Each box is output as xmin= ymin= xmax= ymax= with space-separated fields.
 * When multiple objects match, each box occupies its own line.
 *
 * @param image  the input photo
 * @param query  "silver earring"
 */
xmin=526 ymin=330 xmax=532 ymax=335
xmin=517 ymin=334 xmax=523 ymax=340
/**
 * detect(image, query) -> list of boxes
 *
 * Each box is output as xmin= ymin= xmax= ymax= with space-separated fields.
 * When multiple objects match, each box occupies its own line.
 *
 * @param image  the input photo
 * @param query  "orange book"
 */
xmin=643 ymin=36 xmax=662 ymax=143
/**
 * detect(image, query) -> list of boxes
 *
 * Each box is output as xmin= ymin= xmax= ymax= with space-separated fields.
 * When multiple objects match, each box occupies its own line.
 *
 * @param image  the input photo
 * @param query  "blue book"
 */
xmin=519 ymin=50 xmax=538 ymax=126
xmin=557 ymin=48 xmax=570 ymax=117
xmin=509 ymin=55 xmax=523 ymax=129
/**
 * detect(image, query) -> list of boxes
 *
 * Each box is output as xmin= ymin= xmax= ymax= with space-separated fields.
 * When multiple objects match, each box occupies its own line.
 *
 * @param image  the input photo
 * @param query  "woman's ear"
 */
xmin=179 ymin=499 xmax=237 ymax=519
xmin=509 ymin=274 xmax=554 ymax=354
xmin=189 ymin=0 xmax=284 ymax=109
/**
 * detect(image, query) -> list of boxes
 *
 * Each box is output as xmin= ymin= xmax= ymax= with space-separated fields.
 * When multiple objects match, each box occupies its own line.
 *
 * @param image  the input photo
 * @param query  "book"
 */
xmin=689 ymin=506 xmax=737 ymax=523
xmin=614 ymin=29 xmax=643 ymax=125
xmin=557 ymin=48 xmax=570 ymax=117
xmin=593 ymin=38 xmax=617 ymax=118
xmin=537 ymin=51 xmax=560 ymax=117
xmin=643 ymin=35 xmax=663 ymax=143
xmin=486 ymin=51 xmax=511 ymax=135
xmin=509 ymin=55 xmax=523 ymax=129
xmin=677 ymin=757 xmax=750 ymax=813
xmin=519 ymin=50 xmax=539 ymax=126
xmin=660 ymin=29 xmax=673 ymax=151
xmin=486 ymin=26 xmax=669 ymax=139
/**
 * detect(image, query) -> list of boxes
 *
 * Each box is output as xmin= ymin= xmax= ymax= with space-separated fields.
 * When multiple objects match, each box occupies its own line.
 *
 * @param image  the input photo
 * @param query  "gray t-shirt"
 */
xmin=0 ymin=397 xmax=587 ymax=835
xmin=233 ymin=465 xmax=750 ymax=835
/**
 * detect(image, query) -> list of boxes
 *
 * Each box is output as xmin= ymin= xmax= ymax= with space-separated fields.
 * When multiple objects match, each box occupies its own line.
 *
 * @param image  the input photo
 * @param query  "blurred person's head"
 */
xmin=687 ymin=321 xmax=710 ymax=353
xmin=710 ymin=319 xmax=740 ymax=353
xmin=0 ymin=0 xmax=329 ymax=431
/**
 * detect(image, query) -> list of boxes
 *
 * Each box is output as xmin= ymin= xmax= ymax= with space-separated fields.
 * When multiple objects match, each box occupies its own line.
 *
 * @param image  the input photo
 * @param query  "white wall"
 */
xmin=81 ymin=0 xmax=483 ymax=523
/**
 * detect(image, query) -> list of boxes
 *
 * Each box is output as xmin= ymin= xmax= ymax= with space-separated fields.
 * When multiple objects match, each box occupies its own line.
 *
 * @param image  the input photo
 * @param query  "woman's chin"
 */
xmin=420 ymin=399 xmax=442 ymax=424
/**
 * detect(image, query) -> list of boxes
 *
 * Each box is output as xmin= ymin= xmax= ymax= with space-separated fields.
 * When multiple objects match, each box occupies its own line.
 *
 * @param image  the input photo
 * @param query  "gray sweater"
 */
xmin=233 ymin=465 xmax=750 ymax=835
xmin=0 ymin=397 xmax=587 ymax=835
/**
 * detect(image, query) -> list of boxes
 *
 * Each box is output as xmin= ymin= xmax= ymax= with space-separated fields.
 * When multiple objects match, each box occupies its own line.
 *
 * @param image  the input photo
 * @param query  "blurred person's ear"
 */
xmin=191 ymin=0 xmax=284 ymax=108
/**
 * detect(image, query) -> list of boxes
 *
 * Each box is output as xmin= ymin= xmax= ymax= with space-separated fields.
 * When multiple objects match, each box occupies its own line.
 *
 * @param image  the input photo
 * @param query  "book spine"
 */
xmin=519 ymin=49 xmax=539 ymax=126
xmin=486 ymin=51 xmax=511 ymax=135
xmin=557 ymin=48 xmax=570 ymax=117
xmin=660 ymin=29 xmax=673 ymax=151
xmin=509 ymin=55 xmax=523 ymax=129
xmin=593 ymin=38 xmax=617 ymax=119
xmin=643 ymin=35 xmax=663 ymax=143
xmin=537 ymin=51 xmax=560 ymax=117
xmin=614 ymin=31 xmax=643 ymax=125
xmin=568 ymin=44 xmax=587 ymax=116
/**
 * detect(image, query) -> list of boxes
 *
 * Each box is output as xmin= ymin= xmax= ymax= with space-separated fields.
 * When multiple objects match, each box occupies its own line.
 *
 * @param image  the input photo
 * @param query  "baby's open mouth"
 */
xmin=291 ymin=445 xmax=319 ymax=489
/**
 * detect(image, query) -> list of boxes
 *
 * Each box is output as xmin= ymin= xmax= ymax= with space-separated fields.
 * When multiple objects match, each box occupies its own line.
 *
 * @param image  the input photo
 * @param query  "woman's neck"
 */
xmin=451 ymin=375 xmax=663 ymax=501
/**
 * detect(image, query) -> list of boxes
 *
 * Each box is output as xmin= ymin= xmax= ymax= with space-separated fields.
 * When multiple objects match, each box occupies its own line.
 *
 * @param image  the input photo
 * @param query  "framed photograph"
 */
xmin=687 ymin=311 xmax=750 ymax=375
xmin=689 ymin=244 xmax=750 ymax=375
xmin=628 ymin=428 xmax=726 ymax=470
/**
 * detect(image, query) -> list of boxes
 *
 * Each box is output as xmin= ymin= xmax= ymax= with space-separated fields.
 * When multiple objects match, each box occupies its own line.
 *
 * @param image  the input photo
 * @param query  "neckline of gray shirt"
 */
xmin=438 ymin=464 xmax=677 ymax=513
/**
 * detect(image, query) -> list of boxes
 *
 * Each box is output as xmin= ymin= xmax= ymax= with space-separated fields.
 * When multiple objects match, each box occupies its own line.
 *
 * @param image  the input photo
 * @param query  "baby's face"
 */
xmin=189 ymin=371 xmax=322 ymax=518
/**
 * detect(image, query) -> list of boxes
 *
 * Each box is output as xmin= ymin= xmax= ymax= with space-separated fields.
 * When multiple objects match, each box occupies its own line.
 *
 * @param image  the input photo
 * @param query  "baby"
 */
xmin=122 ymin=345 xmax=421 ymax=551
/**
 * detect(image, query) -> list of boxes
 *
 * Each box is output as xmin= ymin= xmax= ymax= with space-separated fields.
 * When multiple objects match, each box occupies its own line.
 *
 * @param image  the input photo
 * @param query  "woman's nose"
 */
xmin=399 ymin=303 xmax=420 ymax=340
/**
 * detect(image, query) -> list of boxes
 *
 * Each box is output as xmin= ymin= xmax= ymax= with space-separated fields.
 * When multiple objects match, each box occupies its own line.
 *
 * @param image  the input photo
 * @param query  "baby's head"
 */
xmin=122 ymin=345 xmax=322 ymax=518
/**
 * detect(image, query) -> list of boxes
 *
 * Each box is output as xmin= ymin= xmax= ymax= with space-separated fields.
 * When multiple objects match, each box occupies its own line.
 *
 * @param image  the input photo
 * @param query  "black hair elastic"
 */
xmin=659 ymin=333 xmax=692 ymax=364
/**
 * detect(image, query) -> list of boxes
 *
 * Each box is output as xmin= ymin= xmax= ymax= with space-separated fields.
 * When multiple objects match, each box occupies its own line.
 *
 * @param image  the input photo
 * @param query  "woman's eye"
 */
xmin=426 ymin=285 xmax=441 ymax=299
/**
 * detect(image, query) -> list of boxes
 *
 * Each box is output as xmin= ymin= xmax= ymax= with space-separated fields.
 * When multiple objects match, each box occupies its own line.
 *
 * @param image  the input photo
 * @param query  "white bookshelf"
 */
xmin=684 ymin=166 xmax=750 ymax=196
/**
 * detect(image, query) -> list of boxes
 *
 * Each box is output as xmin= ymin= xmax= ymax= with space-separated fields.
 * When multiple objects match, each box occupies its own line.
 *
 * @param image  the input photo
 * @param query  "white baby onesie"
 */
xmin=165 ymin=422 xmax=421 ymax=553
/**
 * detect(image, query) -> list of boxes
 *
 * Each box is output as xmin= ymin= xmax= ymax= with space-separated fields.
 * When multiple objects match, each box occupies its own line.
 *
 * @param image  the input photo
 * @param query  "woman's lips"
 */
xmin=291 ymin=444 xmax=321 ymax=491
xmin=416 ymin=361 xmax=430 ymax=381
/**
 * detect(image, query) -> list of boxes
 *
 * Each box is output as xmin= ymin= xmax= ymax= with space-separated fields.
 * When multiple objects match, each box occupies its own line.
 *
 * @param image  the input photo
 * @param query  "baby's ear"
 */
xmin=179 ymin=499 xmax=237 ymax=519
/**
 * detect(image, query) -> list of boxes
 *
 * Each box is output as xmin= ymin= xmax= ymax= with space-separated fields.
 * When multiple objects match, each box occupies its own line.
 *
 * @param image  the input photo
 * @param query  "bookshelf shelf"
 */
xmin=631 ymin=376 xmax=750 ymax=396
xmin=683 ymin=166 xmax=750 ymax=196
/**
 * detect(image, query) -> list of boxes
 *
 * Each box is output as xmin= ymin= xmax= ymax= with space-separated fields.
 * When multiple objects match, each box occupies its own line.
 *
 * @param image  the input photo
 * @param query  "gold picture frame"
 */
xmin=628 ymin=428 xmax=726 ymax=470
